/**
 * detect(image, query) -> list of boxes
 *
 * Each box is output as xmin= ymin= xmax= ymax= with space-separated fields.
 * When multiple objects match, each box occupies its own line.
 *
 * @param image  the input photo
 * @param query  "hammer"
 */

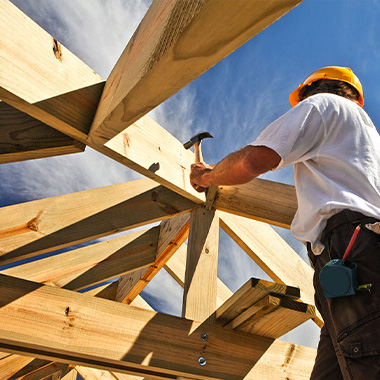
xmin=183 ymin=131 xmax=213 ymax=163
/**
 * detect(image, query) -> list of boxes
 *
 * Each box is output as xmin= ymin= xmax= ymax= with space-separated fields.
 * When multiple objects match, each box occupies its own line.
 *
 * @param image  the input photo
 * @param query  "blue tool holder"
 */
xmin=319 ymin=259 xmax=358 ymax=298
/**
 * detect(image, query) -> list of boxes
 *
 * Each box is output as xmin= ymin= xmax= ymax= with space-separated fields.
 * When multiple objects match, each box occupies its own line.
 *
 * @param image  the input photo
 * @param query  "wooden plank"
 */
xmin=61 ymin=369 xmax=77 ymax=380
xmin=14 ymin=362 xmax=72 ymax=380
xmin=0 ymin=0 xmax=104 ymax=141
xmin=76 ymin=366 xmax=144 ymax=380
xmin=165 ymin=250 xmax=316 ymax=379
xmin=1 ymin=270 xmax=153 ymax=380
xmin=100 ymin=115 xmax=205 ymax=203
xmin=224 ymin=294 xmax=314 ymax=339
xmin=88 ymin=0 xmax=303 ymax=144
xmin=0 ymin=354 xmax=35 ymax=379
xmin=213 ymin=179 xmax=297 ymax=228
xmin=218 ymin=211 xmax=323 ymax=327
xmin=182 ymin=209 xmax=219 ymax=324
xmin=116 ymin=213 xmax=190 ymax=304
xmin=165 ymin=244 xmax=232 ymax=309
xmin=215 ymin=278 xmax=300 ymax=327
xmin=213 ymin=278 xmax=314 ymax=339
xmin=0 ymin=274 xmax=273 ymax=380
xmin=2 ymin=228 xmax=159 ymax=291
xmin=0 ymin=102 xmax=85 ymax=163
xmin=76 ymin=366 xmax=119 ymax=380
xmin=0 ymin=178 xmax=195 ymax=265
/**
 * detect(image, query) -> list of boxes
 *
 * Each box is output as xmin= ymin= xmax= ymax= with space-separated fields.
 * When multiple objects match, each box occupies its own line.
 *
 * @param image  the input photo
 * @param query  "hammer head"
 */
xmin=183 ymin=131 xmax=213 ymax=149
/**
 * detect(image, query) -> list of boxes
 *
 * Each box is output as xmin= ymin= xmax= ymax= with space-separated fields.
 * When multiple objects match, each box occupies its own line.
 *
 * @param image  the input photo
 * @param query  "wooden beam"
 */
xmin=1 ymin=0 xmax=203 ymax=204
xmin=116 ymin=213 xmax=190 ymax=304
xmin=0 ymin=274 xmax=273 ymax=380
xmin=3 ymin=228 xmax=159 ymax=291
xmin=0 ymin=353 xmax=35 ymax=379
xmin=214 ymin=278 xmax=315 ymax=339
xmin=1 ymin=275 xmax=153 ymax=380
xmin=165 ymin=244 xmax=232 ymax=309
xmin=182 ymin=209 xmax=219 ymax=324
xmin=0 ymin=102 xmax=85 ymax=163
xmin=0 ymin=178 xmax=196 ymax=265
xmin=0 ymin=0 xmax=104 ymax=141
xmin=165 ymin=249 xmax=316 ymax=379
xmin=12 ymin=362 xmax=73 ymax=380
xmin=213 ymin=179 xmax=297 ymax=228
xmin=215 ymin=278 xmax=300 ymax=327
xmin=224 ymin=294 xmax=315 ymax=339
xmin=88 ymin=0 xmax=303 ymax=144
xmin=218 ymin=211 xmax=323 ymax=327
xmin=76 ymin=366 xmax=144 ymax=380
xmin=103 ymin=116 xmax=205 ymax=203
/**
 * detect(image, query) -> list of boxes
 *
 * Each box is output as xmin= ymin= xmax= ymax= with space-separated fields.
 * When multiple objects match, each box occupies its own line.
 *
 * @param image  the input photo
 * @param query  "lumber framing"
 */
xmin=3 ymin=228 xmax=159 ymax=291
xmin=88 ymin=0 xmax=303 ymax=144
xmin=0 ymin=274 xmax=274 ymax=380
xmin=0 ymin=1 xmax=320 ymax=379
xmin=0 ymin=178 xmax=195 ymax=265
xmin=164 ymin=249 xmax=317 ymax=380
xmin=0 ymin=103 xmax=85 ymax=164
xmin=116 ymin=213 xmax=190 ymax=304
xmin=182 ymin=208 xmax=219 ymax=324
xmin=214 ymin=179 xmax=297 ymax=229
xmin=0 ymin=0 xmax=104 ymax=142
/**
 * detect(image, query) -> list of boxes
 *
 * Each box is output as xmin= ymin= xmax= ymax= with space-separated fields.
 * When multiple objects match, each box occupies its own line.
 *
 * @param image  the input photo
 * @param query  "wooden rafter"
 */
xmin=0 ymin=274 xmax=275 ymax=380
xmin=116 ymin=213 xmax=190 ymax=304
xmin=0 ymin=0 xmax=320 ymax=379
xmin=0 ymin=178 xmax=195 ymax=265
xmin=88 ymin=0 xmax=303 ymax=145
xmin=0 ymin=103 xmax=85 ymax=163
xmin=3 ymin=228 xmax=159 ymax=291
xmin=164 ymin=246 xmax=316 ymax=379
xmin=183 ymin=208 xmax=219 ymax=324
xmin=0 ymin=0 xmax=104 ymax=142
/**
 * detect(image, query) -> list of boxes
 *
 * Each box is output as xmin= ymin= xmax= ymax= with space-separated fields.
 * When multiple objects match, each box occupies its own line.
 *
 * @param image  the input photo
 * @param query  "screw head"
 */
xmin=198 ymin=357 xmax=207 ymax=366
xmin=200 ymin=332 xmax=208 ymax=341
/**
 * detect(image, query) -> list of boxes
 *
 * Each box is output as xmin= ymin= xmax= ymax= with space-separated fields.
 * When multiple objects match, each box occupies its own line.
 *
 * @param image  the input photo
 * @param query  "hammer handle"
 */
xmin=194 ymin=141 xmax=203 ymax=163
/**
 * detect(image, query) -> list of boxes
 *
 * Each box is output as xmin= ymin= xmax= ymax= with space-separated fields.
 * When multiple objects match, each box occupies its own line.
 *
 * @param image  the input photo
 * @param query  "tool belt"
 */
xmin=321 ymin=209 xmax=379 ymax=242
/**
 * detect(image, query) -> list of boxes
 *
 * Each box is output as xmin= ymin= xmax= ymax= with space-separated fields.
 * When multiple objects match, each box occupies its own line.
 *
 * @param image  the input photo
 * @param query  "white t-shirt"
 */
xmin=251 ymin=93 xmax=380 ymax=254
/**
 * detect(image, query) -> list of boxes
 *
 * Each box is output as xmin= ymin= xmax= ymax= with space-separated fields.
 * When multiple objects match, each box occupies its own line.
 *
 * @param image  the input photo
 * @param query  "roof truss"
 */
xmin=0 ymin=0 xmax=320 ymax=379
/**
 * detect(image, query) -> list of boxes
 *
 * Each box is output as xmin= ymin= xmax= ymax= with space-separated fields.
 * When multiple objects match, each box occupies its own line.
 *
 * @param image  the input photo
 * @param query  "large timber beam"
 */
xmin=214 ymin=278 xmax=315 ymax=339
xmin=214 ymin=179 xmax=297 ymax=228
xmin=0 ymin=103 xmax=85 ymax=164
xmin=0 ymin=274 xmax=274 ymax=380
xmin=0 ymin=0 xmax=104 ymax=142
xmin=88 ymin=0 xmax=303 ymax=144
xmin=2 ymin=228 xmax=159 ymax=291
xmin=0 ymin=178 xmax=196 ymax=265
xmin=164 ymin=244 xmax=317 ymax=379
xmin=116 ymin=213 xmax=190 ymax=304
xmin=182 ymin=208 xmax=219 ymax=324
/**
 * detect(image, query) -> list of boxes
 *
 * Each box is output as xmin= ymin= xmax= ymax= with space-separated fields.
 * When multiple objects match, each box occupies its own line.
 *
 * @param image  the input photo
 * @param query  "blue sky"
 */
xmin=3 ymin=0 xmax=380 ymax=352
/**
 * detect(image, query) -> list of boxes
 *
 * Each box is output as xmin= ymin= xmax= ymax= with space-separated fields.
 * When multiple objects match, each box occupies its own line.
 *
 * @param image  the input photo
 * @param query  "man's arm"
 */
xmin=190 ymin=145 xmax=281 ymax=191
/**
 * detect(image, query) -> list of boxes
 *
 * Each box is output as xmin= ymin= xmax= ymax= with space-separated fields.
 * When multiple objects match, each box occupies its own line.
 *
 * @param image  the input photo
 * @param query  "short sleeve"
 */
xmin=250 ymin=101 xmax=325 ymax=169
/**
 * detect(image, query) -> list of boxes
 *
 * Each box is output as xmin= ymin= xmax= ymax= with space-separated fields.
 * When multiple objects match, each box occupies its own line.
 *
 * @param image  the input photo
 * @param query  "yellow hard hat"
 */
xmin=289 ymin=66 xmax=364 ymax=107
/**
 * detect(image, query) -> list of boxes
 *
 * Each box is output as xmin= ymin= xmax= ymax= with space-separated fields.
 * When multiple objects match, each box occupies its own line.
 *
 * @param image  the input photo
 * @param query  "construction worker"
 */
xmin=190 ymin=66 xmax=380 ymax=379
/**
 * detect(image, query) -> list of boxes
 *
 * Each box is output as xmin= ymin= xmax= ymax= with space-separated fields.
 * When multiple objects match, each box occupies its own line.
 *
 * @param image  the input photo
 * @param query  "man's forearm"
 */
xmin=192 ymin=145 xmax=281 ymax=188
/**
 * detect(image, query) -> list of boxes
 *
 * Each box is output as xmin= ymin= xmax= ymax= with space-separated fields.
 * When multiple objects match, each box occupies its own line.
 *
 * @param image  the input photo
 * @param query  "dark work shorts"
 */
xmin=308 ymin=210 xmax=380 ymax=380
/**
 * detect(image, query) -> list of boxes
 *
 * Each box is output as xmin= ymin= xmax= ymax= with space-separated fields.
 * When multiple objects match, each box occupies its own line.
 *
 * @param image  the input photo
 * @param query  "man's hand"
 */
xmin=190 ymin=162 xmax=212 ymax=192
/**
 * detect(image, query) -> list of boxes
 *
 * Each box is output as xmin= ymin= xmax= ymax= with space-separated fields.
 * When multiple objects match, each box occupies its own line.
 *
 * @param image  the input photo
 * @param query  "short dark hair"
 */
xmin=299 ymin=79 xmax=360 ymax=103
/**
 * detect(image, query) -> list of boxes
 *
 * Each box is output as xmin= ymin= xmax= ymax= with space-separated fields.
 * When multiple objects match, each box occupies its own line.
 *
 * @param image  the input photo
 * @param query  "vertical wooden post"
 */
xmin=182 ymin=208 xmax=219 ymax=324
